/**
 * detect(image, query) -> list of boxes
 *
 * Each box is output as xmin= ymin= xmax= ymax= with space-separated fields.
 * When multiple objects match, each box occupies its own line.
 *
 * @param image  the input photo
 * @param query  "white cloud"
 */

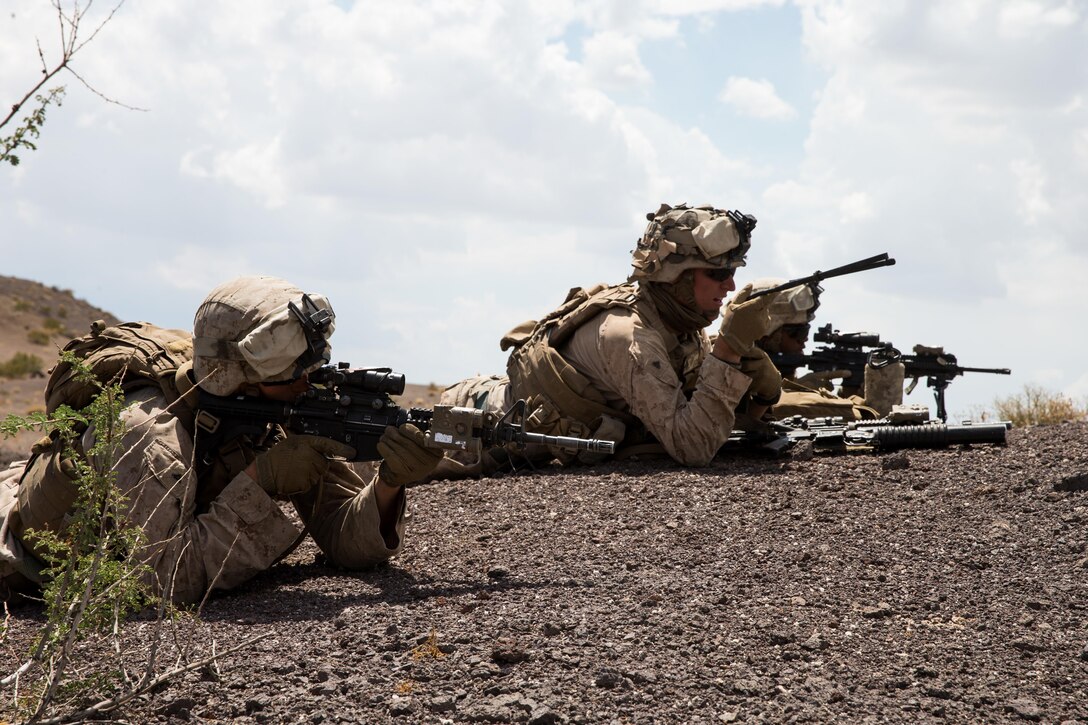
xmin=582 ymin=31 xmax=653 ymax=89
xmin=1 ymin=0 xmax=1084 ymax=418
xmin=998 ymin=0 xmax=1079 ymax=37
xmin=719 ymin=76 xmax=797 ymax=119
xmin=763 ymin=0 xmax=1088 ymax=413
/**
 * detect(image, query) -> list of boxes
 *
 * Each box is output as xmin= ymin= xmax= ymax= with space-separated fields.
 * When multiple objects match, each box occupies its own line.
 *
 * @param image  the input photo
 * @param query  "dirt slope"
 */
xmin=3 ymin=421 xmax=1086 ymax=724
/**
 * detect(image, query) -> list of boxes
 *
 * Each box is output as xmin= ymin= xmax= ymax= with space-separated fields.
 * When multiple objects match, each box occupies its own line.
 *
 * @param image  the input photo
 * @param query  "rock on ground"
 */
xmin=2 ymin=422 xmax=1087 ymax=724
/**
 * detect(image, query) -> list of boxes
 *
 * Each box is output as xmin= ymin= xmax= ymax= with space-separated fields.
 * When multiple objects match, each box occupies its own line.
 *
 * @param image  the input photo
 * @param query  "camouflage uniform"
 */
xmin=442 ymin=204 xmax=760 ymax=468
xmin=0 ymin=277 xmax=406 ymax=604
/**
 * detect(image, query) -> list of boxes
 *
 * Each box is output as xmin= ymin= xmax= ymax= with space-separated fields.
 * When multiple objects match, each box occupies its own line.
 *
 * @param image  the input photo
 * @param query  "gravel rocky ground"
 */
xmin=3 ymin=420 xmax=1087 ymax=724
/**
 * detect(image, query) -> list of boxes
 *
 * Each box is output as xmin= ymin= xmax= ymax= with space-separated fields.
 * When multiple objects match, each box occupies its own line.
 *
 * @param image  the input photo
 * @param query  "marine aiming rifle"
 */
xmin=768 ymin=323 xmax=1011 ymax=421
xmin=723 ymin=410 xmax=1012 ymax=456
xmin=769 ymin=322 xmax=897 ymax=386
xmin=195 ymin=363 xmax=615 ymax=464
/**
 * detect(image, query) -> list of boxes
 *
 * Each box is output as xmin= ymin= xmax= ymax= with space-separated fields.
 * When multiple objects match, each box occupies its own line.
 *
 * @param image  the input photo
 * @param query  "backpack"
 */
xmin=44 ymin=320 xmax=194 ymax=415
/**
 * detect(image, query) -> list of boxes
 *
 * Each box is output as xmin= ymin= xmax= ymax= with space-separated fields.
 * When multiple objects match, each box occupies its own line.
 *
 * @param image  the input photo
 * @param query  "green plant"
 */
xmin=993 ymin=384 xmax=1088 ymax=427
xmin=1 ymin=353 xmax=268 ymax=723
xmin=14 ymin=299 xmax=32 ymax=313
xmin=0 ymin=88 xmax=65 ymax=167
xmin=0 ymin=353 xmax=157 ymax=720
xmin=0 ymin=352 xmax=45 ymax=379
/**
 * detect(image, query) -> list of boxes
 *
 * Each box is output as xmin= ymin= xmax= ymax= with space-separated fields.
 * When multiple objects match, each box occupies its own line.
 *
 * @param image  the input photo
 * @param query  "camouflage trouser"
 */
xmin=0 ymin=460 xmax=46 ymax=602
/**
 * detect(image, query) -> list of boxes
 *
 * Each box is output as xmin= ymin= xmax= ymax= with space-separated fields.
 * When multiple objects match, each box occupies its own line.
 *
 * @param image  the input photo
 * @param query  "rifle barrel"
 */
xmin=747 ymin=252 xmax=896 ymax=300
xmin=521 ymin=431 xmax=616 ymax=453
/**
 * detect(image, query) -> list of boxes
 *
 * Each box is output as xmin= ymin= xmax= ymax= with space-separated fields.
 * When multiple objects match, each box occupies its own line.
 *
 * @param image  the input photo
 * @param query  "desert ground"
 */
xmin=2 ymin=276 xmax=1086 ymax=724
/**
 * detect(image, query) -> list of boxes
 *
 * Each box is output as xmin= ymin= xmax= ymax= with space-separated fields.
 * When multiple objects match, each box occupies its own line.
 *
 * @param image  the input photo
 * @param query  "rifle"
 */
xmin=746 ymin=252 xmax=896 ymax=300
xmin=900 ymin=345 xmax=1011 ymax=422
xmin=768 ymin=322 xmax=898 ymax=385
xmin=723 ymin=412 xmax=1011 ymax=456
xmin=195 ymin=363 xmax=615 ymax=464
xmin=769 ymin=324 xmax=1011 ymax=421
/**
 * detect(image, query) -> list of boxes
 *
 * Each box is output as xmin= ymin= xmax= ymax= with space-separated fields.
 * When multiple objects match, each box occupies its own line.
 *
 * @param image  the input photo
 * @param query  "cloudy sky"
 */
xmin=2 ymin=0 xmax=1085 ymax=420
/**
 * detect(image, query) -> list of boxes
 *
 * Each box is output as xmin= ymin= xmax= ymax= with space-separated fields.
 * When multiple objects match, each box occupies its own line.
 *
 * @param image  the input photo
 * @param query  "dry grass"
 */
xmin=993 ymin=384 xmax=1088 ymax=427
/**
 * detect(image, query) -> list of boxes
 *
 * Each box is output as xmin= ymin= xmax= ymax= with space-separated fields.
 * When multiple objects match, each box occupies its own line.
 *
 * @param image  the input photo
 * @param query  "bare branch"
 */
xmin=67 ymin=66 xmax=148 ymax=113
xmin=31 ymin=631 xmax=273 ymax=725
xmin=2 ymin=0 xmax=133 ymax=131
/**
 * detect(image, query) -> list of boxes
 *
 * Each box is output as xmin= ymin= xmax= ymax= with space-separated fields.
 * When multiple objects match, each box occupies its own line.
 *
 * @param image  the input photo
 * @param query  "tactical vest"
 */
xmin=44 ymin=321 xmax=194 ymax=418
xmin=502 ymin=283 xmax=705 ymax=462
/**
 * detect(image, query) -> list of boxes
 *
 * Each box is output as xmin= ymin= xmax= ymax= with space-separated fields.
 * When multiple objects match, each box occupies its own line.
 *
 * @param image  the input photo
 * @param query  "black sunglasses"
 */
xmin=704 ymin=268 xmax=734 ymax=282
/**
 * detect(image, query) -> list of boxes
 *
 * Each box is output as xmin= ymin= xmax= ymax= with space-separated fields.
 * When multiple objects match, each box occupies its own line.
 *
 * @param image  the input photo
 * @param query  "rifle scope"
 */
xmin=812 ymin=323 xmax=883 ymax=349
xmin=309 ymin=364 xmax=406 ymax=397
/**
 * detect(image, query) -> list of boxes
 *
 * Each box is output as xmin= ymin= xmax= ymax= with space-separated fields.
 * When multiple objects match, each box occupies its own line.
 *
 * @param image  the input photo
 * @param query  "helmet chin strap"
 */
xmin=287 ymin=294 xmax=334 ymax=377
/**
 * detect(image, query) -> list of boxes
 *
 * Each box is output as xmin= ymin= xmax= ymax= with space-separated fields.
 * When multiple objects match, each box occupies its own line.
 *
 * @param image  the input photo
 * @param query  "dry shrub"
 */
xmin=993 ymin=384 xmax=1088 ymax=427
xmin=0 ymin=352 xmax=44 ymax=378
xmin=27 ymin=329 xmax=51 ymax=345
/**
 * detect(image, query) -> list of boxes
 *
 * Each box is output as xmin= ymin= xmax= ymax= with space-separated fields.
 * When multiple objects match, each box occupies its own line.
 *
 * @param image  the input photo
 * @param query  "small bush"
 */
xmin=43 ymin=317 xmax=65 ymax=332
xmin=14 ymin=299 xmax=32 ymax=312
xmin=0 ymin=352 xmax=45 ymax=378
xmin=993 ymin=384 xmax=1088 ymax=427
xmin=27 ymin=329 xmax=51 ymax=345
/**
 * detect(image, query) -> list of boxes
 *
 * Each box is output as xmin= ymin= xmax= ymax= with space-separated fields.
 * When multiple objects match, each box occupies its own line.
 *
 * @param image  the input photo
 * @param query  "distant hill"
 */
xmin=0 ymin=275 xmax=120 ymax=360
xmin=0 ymin=276 xmax=120 ymax=462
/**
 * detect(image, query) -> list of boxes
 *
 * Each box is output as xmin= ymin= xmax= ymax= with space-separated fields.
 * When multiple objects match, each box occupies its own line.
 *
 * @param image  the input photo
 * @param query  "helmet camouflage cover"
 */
xmin=629 ymin=203 xmax=756 ymax=284
xmin=749 ymin=277 xmax=822 ymax=329
xmin=192 ymin=275 xmax=335 ymax=395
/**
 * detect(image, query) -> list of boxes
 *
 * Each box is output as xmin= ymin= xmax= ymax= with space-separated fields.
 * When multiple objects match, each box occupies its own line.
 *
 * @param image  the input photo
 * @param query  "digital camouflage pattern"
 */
xmin=446 ymin=284 xmax=753 ymax=467
xmin=629 ymin=203 xmax=753 ymax=284
xmin=1 ymin=383 xmax=403 ymax=604
xmin=748 ymin=277 xmax=821 ymax=329
xmin=193 ymin=276 xmax=335 ymax=396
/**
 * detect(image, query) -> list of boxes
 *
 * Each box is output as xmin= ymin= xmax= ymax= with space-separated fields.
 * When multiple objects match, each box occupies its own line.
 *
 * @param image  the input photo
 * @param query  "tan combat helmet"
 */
xmin=629 ymin=203 xmax=755 ymax=284
xmin=192 ymin=276 xmax=336 ymax=395
xmin=749 ymin=277 xmax=821 ymax=331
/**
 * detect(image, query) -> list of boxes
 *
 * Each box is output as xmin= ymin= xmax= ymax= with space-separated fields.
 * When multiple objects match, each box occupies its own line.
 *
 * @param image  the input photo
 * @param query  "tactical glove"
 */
xmin=378 ymin=423 xmax=443 ymax=487
xmin=254 ymin=434 xmax=356 ymax=497
xmin=740 ymin=349 xmax=783 ymax=406
xmin=796 ymin=369 xmax=851 ymax=390
xmin=718 ymin=284 xmax=776 ymax=355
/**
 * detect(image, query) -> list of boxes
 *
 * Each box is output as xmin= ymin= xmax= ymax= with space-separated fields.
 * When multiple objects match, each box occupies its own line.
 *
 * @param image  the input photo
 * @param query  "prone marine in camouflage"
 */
xmin=0 ymin=276 xmax=440 ymax=604
xmin=437 ymin=202 xmax=782 ymax=473
xmin=735 ymin=277 xmax=905 ymax=419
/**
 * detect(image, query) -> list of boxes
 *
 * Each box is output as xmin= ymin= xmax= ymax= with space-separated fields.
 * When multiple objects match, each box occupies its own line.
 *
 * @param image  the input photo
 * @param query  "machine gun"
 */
xmin=769 ymin=324 xmax=1011 ymax=421
xmin=723 ymin=410 xmax=1011 ymax=456
xmin=195 ymin=363 xmax=615 ymax=464
xmin=899 ymin=345 xmax=1011 ymax=422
